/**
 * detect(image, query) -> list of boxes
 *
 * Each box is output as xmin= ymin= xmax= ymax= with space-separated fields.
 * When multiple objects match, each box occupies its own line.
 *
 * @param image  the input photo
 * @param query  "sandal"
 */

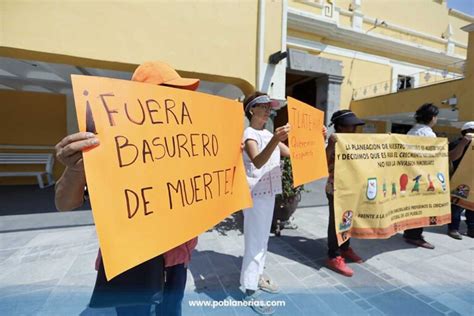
xmin=243 ymin=291 xmax=276 ymax=315
xmin=258 ymin=276 xmax=280 ymax=294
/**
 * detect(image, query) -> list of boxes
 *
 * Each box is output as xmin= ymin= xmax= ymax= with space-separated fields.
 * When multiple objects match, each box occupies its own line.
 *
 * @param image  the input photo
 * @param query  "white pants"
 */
xmin=240 ymin=195 xmax=275 ymax=291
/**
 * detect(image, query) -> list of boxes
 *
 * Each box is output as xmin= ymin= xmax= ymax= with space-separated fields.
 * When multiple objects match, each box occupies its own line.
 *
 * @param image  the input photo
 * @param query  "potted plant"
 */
xmin=272 ymin=157 xmax=306 ymax=236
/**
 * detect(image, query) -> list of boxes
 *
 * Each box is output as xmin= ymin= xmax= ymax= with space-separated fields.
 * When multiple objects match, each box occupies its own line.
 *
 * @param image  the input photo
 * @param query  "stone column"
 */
xmin=316 ymin=74 xmax=344 ymax=127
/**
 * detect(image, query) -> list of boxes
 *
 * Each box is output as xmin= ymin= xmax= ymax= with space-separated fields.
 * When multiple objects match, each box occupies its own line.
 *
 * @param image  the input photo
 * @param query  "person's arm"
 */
xmin=322 ymin=125 xmax=328 ymax=140
xmin=245 ymin=124 xmax=290 ymax=169
xmin=449 ymin=136 xmax=472 ymax=162
xmin=55 ymin=168 xmax=87 ymax=211
xmin=278 ymin=142 xmax=291 ymax=158
xmin=54 ymin=132 xmax=99 ymax=211
xmin=326 ymin=134 xmax=337 ymax=165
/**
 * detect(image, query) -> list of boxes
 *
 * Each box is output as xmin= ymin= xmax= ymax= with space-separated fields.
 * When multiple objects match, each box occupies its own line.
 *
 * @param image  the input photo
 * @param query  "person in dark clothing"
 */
xmin=55 ymin=61 xmax=200 ymax=316
xmin=325 ymin=110 xmax=365 ymax=277
xmin=447 ymin=121 xmax=474 ymax=239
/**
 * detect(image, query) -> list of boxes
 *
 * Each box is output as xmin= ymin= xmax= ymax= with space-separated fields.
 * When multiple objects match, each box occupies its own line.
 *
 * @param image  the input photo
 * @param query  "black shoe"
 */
xmin=448 ymin=230 xmax=463 ymax=240
xmin=467 ymin=229 xmax=474 ymax=238
xmin=405 ymin=238 xmax=435 ymax=249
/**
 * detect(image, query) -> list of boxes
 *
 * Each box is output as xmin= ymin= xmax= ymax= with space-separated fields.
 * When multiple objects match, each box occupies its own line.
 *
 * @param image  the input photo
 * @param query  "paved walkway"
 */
xmin=0 ymin=206 xmax=473 ymax=315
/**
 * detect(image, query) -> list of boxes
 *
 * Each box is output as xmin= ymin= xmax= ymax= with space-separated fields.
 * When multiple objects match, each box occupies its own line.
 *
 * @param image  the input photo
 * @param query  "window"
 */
xmin=397 ymin=75 xmax=414 ymax=91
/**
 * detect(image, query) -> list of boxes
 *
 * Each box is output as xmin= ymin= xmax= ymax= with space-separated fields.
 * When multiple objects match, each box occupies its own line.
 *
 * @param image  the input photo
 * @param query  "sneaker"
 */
xmin=258 ymin=276 xmax=280 ymax=294
xmin=404 ymin=238 xmax=435 ymax=249
xmin=243 ymin=291 xmax=275 ymax=315
xmin=326 ymin=256 xmax=353 ymax=277
xmin=467 ymin=228 xmax=474 ymax=238
xmin=448 ymin=230 xmax=463 ymax=240
xmin=341 ymin=247 xmax=363 ymax=263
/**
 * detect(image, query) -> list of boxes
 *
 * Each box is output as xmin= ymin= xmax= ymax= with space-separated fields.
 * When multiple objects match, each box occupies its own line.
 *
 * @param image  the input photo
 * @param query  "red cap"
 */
xmin=132 ymin=61 xmax=200 ymax=91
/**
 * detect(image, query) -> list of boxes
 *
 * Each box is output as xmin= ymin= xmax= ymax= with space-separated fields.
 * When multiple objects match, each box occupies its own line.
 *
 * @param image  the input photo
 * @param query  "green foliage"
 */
xmin=278 ymin=157 xmax=306 ymax=200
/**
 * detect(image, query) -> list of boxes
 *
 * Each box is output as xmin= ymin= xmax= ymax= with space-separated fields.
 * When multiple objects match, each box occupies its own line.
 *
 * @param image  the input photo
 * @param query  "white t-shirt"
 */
xmin=243 ymin=127 xmax=282 ymax=198
xmin=407 ymin=124 xmax=436 ymax=138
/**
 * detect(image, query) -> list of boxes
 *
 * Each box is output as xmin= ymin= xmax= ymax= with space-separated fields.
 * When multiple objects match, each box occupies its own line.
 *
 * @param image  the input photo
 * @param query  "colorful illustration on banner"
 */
xmin=333 ymin=133 xmax=451 ymax=245
xmin=437 ymin=172 xmax=446 ymax=191
xmin=341 ymin=231 xmax=349 ymax=242
xmin=427 ymin=174 xmax=435 ymax=192
xmin=412 ymin=175 xmax=422 ymax=193
xmin=429 ymin=216 xmax=438 ymax=225
xmin=453 ymin=184 xmax=470 ymax=199
xmin=399 ymin=174 xmax=408 ymax=194
xmin=339 ymin=210 xmax=353 ymax=231
xmin=366 ymin=177 xmax=377 ymax=200
xmin=393 ymin=222 xmax=401 ymax=231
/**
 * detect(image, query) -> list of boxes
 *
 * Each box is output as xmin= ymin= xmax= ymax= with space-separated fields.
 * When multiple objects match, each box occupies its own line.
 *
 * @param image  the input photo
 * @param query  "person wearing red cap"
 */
xmin=325 ymin=110 xmax=365 ymax=277
xmin=54 ymin=61 xmax=200 ymax=316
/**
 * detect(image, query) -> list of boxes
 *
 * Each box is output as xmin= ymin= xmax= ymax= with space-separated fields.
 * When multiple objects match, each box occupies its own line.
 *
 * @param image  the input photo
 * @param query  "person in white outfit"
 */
xmin=403 ymin=103 xmax=439 ymax=249
xmin=240 ymin=92 xmax=291 ymax=315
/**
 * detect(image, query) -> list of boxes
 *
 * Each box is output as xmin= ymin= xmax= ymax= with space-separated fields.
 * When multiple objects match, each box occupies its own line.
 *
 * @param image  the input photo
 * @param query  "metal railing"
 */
xmin=352 ymin=60 xmax=465 ymax=101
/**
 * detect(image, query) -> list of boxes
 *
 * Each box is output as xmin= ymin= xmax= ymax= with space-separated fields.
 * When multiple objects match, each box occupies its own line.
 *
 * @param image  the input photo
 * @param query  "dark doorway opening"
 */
xmin=274 ymin=72 xmax=319 ymax=129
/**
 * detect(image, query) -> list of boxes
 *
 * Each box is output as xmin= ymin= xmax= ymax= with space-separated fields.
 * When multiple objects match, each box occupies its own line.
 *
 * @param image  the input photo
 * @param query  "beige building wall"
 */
xmin=318 ymin=52 xmax=392 ymax=108
xmin=458 ymin=24 xmax=474 ymax=121
xmin=290 ymin=0 xmax=470 ymax=58
xmin=288 ymin=0 xmax=471 ymax=117
xmin=361 ymin=0 xmax=448 ymax=39
xmin=289 ymin=0 xmax=323 ymax=16
xmin=350 ymin=25 xmax=472 ymax=122
xmin=449 ymin=12 xmax=471 ymax=44
xmin=0 ymin=0 xmax=282 ymax=94
xmin=265 ymin=0 xmax=284 ymax=58
xmin=1 ymin=0 xmax=471 ymax=115
xmin=0 ymin=90 xmax=67 ymax=184
xmin=351 ymin=79 xmax=465 ymax=117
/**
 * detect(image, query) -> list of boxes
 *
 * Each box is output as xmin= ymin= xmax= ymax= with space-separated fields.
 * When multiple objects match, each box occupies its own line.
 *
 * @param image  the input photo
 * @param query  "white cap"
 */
xmin=461 ymin=121 xmax=474 ymax=131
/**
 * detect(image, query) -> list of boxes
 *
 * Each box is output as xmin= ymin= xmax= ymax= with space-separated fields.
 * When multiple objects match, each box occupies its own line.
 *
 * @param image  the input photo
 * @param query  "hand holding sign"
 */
xmin=274 ymin=124 xmax=291 ymax=142
xmin=55 ymin=132 xmax=99 ymax=172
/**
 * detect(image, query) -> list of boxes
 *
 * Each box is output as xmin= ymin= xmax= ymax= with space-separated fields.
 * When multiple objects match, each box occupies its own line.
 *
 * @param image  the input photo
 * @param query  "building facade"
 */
xmin=0 ymin=0 xmax=472 ymax=192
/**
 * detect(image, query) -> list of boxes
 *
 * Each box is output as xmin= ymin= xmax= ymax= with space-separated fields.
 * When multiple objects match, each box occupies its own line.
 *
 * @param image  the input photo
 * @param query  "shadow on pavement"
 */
xmin=189 ymin=250 xmax=244 ymax=302
xmin=268 ymin=234 xmax=327 ymax=269
xmin=350 ymin=233 xmax=420 ymax=260
xmin=423 ymin=224 xmax=450 ymax=235
xmin=267 ymin=230 xmax=417 ymax=271
xmin=210 ymin=211 xmax=244 ymax=236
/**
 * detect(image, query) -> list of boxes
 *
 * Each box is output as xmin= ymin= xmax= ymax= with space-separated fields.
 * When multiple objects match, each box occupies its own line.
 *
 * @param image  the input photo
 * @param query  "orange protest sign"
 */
xmin=287 ymin=97 xmax=328 ymax=187
xmin=72 ymin=75 xmax=252 ymax=280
